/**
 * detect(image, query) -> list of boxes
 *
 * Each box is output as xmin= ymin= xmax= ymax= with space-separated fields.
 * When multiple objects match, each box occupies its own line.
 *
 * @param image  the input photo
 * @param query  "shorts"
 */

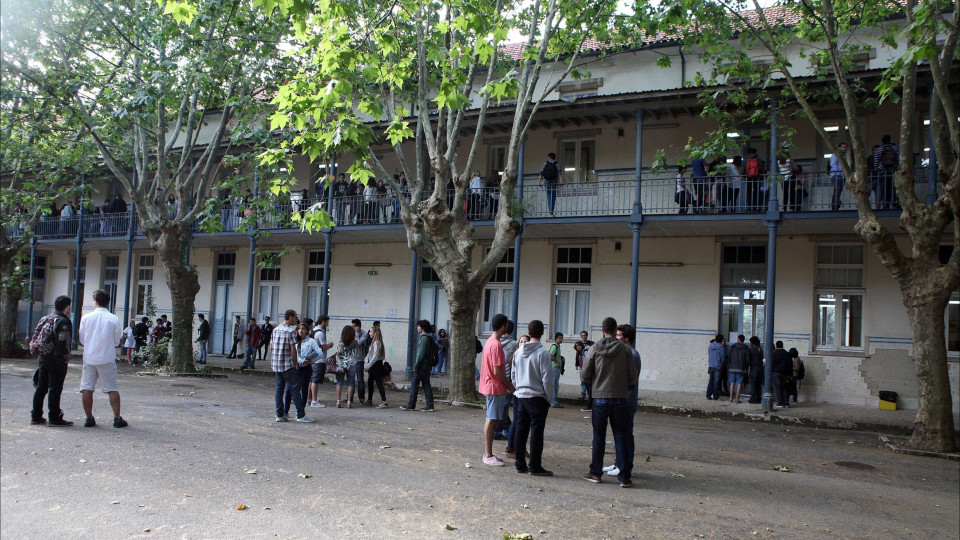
xmin=79 ymin=363 xmax=119 ymax=393
xmin=485 ymin=394 xmax=508 ymax=420
xmin=335 ymin=364 xmax=356 ymax=387
xmin=728 ymin=372 xmax=745 ymax=385
xmin=310 ymin=362 xmax=325 ymax=383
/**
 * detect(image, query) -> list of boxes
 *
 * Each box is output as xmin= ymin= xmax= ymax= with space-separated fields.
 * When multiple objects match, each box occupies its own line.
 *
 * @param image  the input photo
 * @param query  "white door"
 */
xmin=212 ymin=282 xmax=234 ymax=354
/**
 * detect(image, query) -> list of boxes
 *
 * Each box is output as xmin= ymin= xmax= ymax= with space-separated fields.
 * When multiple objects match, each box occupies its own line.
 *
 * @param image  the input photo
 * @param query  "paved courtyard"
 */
xmin=2 ymin=359 xmax=957 ymax=539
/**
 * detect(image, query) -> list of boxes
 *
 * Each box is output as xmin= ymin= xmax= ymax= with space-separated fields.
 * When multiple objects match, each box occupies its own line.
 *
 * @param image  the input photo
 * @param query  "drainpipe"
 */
xmin=629 ymin=109 xmax=646 ymax=328
xmin=761 ymin=99 xmax=783 ymax=414
xmin=245 ymin=173 xmax=258 ymax=326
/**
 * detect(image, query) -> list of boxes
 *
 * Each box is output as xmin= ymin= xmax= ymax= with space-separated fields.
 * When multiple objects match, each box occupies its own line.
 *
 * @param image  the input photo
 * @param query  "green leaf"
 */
xmin=163 ymin=1 xmax=197 ymax=25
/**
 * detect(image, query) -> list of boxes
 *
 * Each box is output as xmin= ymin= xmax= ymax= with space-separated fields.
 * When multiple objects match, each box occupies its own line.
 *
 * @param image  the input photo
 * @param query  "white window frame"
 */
xmin=558 ymin=139 xmax=596 ymax=183
xmin=305 ymin=250 xmax=326 ymax=319
xmin=814 ymin=244 xmax=866 ymax=352
xmin=553 ymin=245 xmax=593 ymax=338
xmin=478 ymin=247 xmax=515 ymax=335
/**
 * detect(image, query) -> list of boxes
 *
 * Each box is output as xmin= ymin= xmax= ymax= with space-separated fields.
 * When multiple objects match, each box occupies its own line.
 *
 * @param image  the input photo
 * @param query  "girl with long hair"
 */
xmin=363 ymin=327 xmax=389 ymax=408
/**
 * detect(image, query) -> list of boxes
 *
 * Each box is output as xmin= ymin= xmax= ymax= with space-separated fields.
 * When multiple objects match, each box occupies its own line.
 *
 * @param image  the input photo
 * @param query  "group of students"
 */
xmin=472 ymin=314 xmax=642 ymax=488
xmin=707 ymin=334 xmax=805 ymax=407
xmin=122 ymin=315 xmax=171 ymax=365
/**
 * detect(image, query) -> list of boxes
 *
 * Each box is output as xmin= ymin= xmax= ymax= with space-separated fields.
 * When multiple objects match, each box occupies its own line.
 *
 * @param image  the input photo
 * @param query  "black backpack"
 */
xmin=542 ymin=161 xmax=559 ymax=182
xmin=879 ymin=144 xmax=898 ymax=169
xmin=426 ymin=337 xmax=440 ymax=367
xmin=797 ymin=359 xmax=806 ymax=380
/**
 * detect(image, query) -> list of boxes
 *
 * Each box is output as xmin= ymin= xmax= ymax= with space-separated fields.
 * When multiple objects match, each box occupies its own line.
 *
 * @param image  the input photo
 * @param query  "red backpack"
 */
xmin=29 ymin=315 xmax=58 ymax=356
xmin=745 ymin=157 xmax=761 ymax=178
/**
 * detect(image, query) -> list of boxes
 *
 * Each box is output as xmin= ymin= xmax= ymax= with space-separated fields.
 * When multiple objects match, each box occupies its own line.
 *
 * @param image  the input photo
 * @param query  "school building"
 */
xmin=11 ymin=7 xmax=958 ymax=411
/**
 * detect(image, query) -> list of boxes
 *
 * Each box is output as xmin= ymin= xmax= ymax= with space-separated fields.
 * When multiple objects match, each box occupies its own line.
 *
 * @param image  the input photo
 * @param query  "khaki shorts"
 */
xmin=79 ymin=363 xmax=119 ymax=393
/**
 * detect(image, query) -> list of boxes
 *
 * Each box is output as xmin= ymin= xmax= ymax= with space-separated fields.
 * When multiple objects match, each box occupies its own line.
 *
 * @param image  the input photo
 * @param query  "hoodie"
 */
xmin=580 ymin=337 xmax=638 ymax=399
xmin=511 ymin=340 xmax=554 ymax=400
xmin=708 ymin=341 xmax=725 ymax=369
xmin=728 ymin=341 xmax=749 ymax=373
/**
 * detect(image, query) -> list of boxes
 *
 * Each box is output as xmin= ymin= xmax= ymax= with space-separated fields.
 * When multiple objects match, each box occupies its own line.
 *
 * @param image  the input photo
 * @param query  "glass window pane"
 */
xmin=556 ymin=268 xmax=566 ymax=284
xmin=738 ymin=246 xmax=750 ymax=263
xmin=557 ymin=248 xmax=568 ymax=264
xmin=307 ymin=286 xmax=319 ymax=320
xmin=948 ymin=298 xmax=959 ymax=353
xmin=569 ymin=249 xmax=580 ymax=264
xmin=554 ymin=290 xmax=570 ymax=336
xmin=848 ymin=246 xmax=863 ymax=264
xmin=751 ymin=246 xmax=765 ymax=264
xmin=818 ymin=245 xmax=831 ymax=264
xmin=574 ymin=290 xmax=590 ymax=335
xmin=841 ymin=294 xmax=862 ymax=348
xmin=833 ymin=245 xmax=848 ymax=264
xmin=724 ymin=246 xmax=737 ymax=264
xmin=817 ymin=294 xmax=836 ymax=347
xmin=580 ymin=268 xmax=592 ymax=284
xmin=582 ymin=248 xmax=592 ymax=264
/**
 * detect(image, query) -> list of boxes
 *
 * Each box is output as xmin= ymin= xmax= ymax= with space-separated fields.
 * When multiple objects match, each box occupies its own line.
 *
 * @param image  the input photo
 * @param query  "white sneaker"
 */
xmin=602 ymin=464 xmax=616 ymax=472
xmin=295 ymin=415 xmax=315 ymax=423
xmin=315 ymin=402 xmax=326 ymax=408
xmin=606 ymin=466 xmax=620 ymax=477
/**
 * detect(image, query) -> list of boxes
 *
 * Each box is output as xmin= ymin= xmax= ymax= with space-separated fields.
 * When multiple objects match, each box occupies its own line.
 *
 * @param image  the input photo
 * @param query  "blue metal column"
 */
xmin=245 ymin=174 xmax=259 ymax=325
xmin=761 ymin=99 xmax=783 ymax=414
xmin=321 ymin=229 xmax=333 ymax=316
xmin=25 ymin=236 xmax=38 ymax=339
xmin=71 ymin=176 xmax=86 ymax=343
xmin=405 ymin=251 xmax=420 ymax=378
xmin=123 ymin=171 xmax=138 ymax=324
xmin=629 ymin=109 xmax=646 ymax=328
xmin=510 ymin=139 xmax=525 ymax=337
xmin=927 ymin=86 xmax=938 ymax=205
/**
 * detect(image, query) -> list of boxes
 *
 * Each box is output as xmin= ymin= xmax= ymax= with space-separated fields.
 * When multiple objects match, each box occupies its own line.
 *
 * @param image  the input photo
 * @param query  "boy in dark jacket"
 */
xmin=771 ymin=341 xmax=792 ymax=408
xmin=727 ymin=335 xmax=750 ymax=403
xmin=747 ymin=336 xmax=764 ymax=403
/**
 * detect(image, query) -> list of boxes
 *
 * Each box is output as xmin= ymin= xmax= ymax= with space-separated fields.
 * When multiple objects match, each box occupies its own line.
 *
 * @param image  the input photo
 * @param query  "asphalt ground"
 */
xmin=2 ymin=359 xmax=958 ymax=539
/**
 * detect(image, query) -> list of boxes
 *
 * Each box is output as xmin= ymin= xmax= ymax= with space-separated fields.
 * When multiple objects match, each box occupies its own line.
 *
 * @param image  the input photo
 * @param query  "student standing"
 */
xmin=78 ymin=290 xmax=126 ymax=428
xmin=227 ymin=315 xmax=243 ymax=358
xmin=548 ymin=333 xmax=564 ymax=408
xmin=510 ymin=320 xmax=555 ymax=476
xmin=478 ymin=314 xmax=514 ymax=466
xmin=363 ymin=326 xmax=389 ymax=408
xmin=401 ymin=320 xmax=436 ymax=412
xmin=123 ymin=320 xmax=136 ymax=365
xmin=31 ymin=295 xmax=74 ymax=426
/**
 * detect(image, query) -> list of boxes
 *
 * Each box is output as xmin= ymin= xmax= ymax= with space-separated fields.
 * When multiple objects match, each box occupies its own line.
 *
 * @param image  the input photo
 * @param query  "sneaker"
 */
xmin=619 ymin=480 xmax=634 ymax=488
xmin=606 ymin=466 xmax=621 ymax=477
xmin=295 ymin=416 xmax=315 ymax=423
xmin=529 ymin=468 xmax=554 ymax=477
xmin=493 ymin=433 xmax=507 ymax=441
xmin=580 ymin=407 xmax=592 ymax=412
xmin=482 ymin=455 xmax=505 ymax=466
xmin=377 ymin=402 xmax=389 ymax=409
xmin=361 ymin=401 xmax=373 ymax=406
xmin=113 ymin=417 xmax=128 ymax=428
xmin=577 ymin=394 xmax=585 ymax=400
xmin=516 ymin=466 xmax=529 ymax=474
xmin=315 ymin=402 xmax=327 ymax=408
xmin=551 ymin=404 xmax=565 ymax=408
xmin=84 ymin=417 xmax=96 ymax=428
xmin=602 ymin=464 xmax=616 ymax=472
xmin=48 ymin=417 xmax=74 ymax=427
xmin=582 ymin=472 xmax=602 ymax=483
xmin=275 ymin=416 xmax=288 ymax=422
xmin=30 ymin=417 xmax=47 ymax=425
xmin=420 ymin=407 xmax=435 ymax=412
xmin=504 ymin=448 xmax=516 ymax=458
xmin=399 ymin=405 xmax=415 ymax=411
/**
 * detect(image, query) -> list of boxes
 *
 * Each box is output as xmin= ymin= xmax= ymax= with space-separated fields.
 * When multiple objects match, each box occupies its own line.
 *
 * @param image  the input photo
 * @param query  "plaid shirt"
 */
xmin=269 ymin=323 xmax=297 ymax=372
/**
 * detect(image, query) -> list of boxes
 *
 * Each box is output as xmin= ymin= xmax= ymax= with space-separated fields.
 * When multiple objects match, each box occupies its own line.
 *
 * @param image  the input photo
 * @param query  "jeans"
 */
xmin=506 ymin=395 xmax=519 ymax=450
xmin=284 ymin=365 xmax=312 ymax=415
xmin=590 ymin=399 xmax=633 ymax=482
xmin=243 ymin=345 xmax=256 ymax=368
xmin=433 ymin=350 xmax=446 ymax=373
xmin=228 ymin=338 xmax=242 ymax=357
xmin=544 ymin=182 xmax=558 ymax=214
xmin=405 ymin=370 xmax=434 ymax=409
xmin=514 ymin=396 xmax=550 ymax=471
xmin=615 ymin=397 xmax=638 ymax=471
xmin=749 ymin=368 xmax=763 ymax=402
xmin=354 ymin=360 xmax=366 ymax=401
xmin=830 ymin=174 xmax=845 ymax=210
xmin=197 ymin=340 xmax=207 ymax=363
xmin=495 ymin=395 xmax=512 ymax=435
xmin=772 ymin=372 xmax=789 ymax=406
xmin=275 ymin=368 xmax=306 ymax=419
xmin=391 ymin=199 xmax=401 ymax=223
xmin=32 ymin=360 xmax=68 ymax=420
xmin=706 ymin=367 xmax=721 ymax=399
xmin=580 ymin=379 xmax=592 ymax=401
xmin=551 ymin=366 xmax=561 ymax=406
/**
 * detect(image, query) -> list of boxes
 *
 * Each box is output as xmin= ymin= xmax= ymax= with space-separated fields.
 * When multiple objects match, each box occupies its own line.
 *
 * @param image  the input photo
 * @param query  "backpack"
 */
xmin=29 ymin=314 xmax=58 ymax=357
xmin=879 ymin=144 xmax=898 ymax=169
xmin=745 ymin=157 xmax=761 ymax=178
xmin=426 ymin=337 xmax=440 ymax=367
xmin=797 ymin=359 xmax=806 ymax=380
xmin=541 ymin=161 xmax=559 ymax=182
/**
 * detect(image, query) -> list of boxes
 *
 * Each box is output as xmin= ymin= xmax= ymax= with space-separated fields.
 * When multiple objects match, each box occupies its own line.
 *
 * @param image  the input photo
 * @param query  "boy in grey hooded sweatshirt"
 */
xmin=510 ymin=320 xmax=556 ymax=476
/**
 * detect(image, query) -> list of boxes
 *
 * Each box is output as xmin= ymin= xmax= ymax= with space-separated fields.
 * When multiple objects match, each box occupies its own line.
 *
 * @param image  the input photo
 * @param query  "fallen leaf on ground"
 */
xmin=244 ymin=468 xmax=257 ymax=474
xmin=379 ymin=445 xmax=391 ymax=449
xmin=645 ymin=456 xmax=651 ymax=462
xmin=671 ymin=472 xmax=685 ymax=478
xmin=79 ymin=459 xmax=87 ymax=463
xmin=445 ymin=524 xmax=457 ymax=530
xmin=774 ymin=466 xmax=792 ymax=473
xmin=110 ymin=501 xmax=120 ymax=504
xmin=236 ymin=504 xmax=248 ymax=510
xmin=298 ymin=473 xmax=313 ymax=479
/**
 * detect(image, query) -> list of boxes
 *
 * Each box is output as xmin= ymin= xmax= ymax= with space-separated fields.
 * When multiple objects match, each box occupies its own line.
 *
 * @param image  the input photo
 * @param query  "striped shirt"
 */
xmin=269 ymin=323 xmax=297 ymax=372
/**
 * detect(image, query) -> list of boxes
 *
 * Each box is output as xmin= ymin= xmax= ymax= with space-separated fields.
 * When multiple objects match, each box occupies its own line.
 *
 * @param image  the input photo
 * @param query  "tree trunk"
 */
xmin=0 ymin=245 xmax=24 ymax=352
xmin=154 ymin=226 xmax=199 ymax=372
xmin=905 ymin=296 xmax=957 ymax=452
xmin=446 ymin=290 xmax=481 ymax=403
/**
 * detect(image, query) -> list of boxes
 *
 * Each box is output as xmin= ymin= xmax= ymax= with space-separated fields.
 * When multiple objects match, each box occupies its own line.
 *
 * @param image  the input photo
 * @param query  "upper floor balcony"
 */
xmin=9 ymin=167 xmax=933 ymax=246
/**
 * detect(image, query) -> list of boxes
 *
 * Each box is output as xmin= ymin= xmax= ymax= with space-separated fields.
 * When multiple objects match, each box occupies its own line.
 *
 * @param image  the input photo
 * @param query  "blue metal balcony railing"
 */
xmin=8 ymin=168 xmax=939 ymax=241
